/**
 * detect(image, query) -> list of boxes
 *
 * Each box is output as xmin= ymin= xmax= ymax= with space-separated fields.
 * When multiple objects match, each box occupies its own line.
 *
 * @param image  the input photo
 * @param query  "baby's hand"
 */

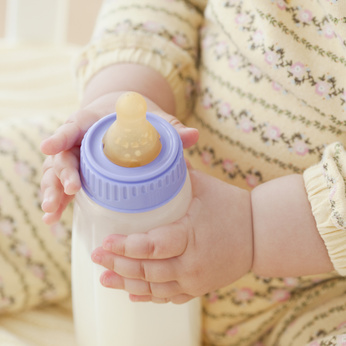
xmin=91 ymin=169 xmax=253 ymax=304
xmin=40 ymin=92 xmax=199 ymax=224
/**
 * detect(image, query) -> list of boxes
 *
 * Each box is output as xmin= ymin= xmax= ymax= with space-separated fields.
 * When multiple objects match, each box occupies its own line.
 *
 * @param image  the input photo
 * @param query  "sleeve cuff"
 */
xmin=74 ymin=33 xmax=198 ymax=121
xmin=303 ymin=143 xmax=346 ymax=276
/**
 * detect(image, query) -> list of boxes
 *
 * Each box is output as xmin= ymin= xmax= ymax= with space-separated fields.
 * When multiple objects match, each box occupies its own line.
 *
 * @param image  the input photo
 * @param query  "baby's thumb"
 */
xmin=164 ymin=115 xmax=199 ymax=149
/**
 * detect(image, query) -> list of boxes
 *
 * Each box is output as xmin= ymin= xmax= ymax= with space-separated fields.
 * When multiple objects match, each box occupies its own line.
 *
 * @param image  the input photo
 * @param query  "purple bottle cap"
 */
xmin=79 ymin=112 xmax=187 ymax=213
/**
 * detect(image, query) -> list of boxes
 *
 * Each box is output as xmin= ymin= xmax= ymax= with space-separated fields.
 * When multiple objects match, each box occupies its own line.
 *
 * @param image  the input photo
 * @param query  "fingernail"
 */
xmin=41 ymin=199 xmax=48 ymax=210
xmin=181 ymin=126 xmax=197 ymax=132
xmin=103 ymin=241 xmax=112 ymax=251
xmin=101 ymin=272 xmax=111 ymax=287
xmin=91 ymin=253 xmax=102 ymax=263
xmin=64 ymin=180 xmax=77 ymax=195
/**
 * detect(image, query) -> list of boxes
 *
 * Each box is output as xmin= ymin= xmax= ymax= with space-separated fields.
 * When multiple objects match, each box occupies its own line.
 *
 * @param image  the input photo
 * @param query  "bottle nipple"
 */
xmin=103 ymin=92 xmax=162 ymax=167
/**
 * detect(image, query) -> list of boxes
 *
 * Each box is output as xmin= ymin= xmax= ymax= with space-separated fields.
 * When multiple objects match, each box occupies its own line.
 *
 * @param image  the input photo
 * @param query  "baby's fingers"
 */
xmin=42 ymin=194 xmax=74 ymax=224
xmin=52 ymin=147 xmax=81 ymax=195
xmin=41 ymin=167 xmax=64 ymax=213
xmin=92 ymin=248 xmax=178 ymax=283
xmin=40 ymin=109 xmax=99 ymax=155
xmin=130 ymin=294 xmax=193 ymax=304
xmin=100 ymin=270 xmax=187 ymax=301
xmin=41 ymin=166 xmax=74 ymax=224
xmin=102 ymin=219 xmax=190 ymax=260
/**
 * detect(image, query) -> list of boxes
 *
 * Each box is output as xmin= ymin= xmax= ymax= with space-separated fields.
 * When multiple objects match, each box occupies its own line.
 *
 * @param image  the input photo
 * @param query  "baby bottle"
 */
xmin=71 ymin=92 xmax=201 ymax=346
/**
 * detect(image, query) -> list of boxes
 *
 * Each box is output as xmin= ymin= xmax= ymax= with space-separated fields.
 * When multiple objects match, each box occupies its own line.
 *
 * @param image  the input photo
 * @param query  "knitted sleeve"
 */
xmin=303 ymin=142 xmax=346 ymax=276
xmin=74 ymin=0 xmax=206 ymax=121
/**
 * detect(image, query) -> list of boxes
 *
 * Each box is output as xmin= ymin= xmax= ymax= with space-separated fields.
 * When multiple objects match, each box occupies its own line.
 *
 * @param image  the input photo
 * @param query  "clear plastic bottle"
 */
xmin=72 ymin=105 xmax=201 ymax=346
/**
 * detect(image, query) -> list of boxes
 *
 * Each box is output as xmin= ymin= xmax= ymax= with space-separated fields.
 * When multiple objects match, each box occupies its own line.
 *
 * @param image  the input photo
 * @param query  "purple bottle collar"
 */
xmin=79 ymin=112 xmax=187 ymax=213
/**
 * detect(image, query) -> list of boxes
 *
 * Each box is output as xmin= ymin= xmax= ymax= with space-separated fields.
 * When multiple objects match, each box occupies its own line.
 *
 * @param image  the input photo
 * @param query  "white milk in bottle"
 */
xmin=72 ymin=92 xmax=201 ymax=346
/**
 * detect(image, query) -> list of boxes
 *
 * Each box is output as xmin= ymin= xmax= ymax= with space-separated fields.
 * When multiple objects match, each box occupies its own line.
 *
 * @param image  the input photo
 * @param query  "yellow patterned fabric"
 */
xmin=0 ymin=0 xmax=345 ymax=345
xmin=0 ymin=44 xmax=78 ymax=345
xmin=74 ymin=0 xmax=346 ymax=345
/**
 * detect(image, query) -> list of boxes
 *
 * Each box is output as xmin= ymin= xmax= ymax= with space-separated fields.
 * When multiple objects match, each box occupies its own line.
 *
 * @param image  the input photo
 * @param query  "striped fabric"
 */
xmin=0 ymin=45 xmax=78 ymax=315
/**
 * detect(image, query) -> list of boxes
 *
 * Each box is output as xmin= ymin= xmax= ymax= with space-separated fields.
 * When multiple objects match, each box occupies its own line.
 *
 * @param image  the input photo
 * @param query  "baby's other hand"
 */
xmin=40 ymin=92 xmax=199 ymax=224
xmin=91 ymin=168 xmax=253 ymax=304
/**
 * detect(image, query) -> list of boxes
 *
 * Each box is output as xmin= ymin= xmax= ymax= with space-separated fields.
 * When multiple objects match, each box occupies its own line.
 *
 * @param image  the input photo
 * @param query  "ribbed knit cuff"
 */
xmin=303 ymin=143 xmax=346 ymax=276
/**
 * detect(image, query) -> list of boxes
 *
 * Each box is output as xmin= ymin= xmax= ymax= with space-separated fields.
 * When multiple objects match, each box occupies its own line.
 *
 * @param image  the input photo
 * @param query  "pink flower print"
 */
xmin=266 ymin=125 xmax=281 ymax=140
xmin=264 ymin=51 xmax=280 ymax=65
xmin=283 ymin=277 xmax=299 ymax=287
xmin=249 ymin=65 xmax=262 ymax=79
xmin=239 ymin=117 xmax=254 ymax=133
xmin=322 ymin=24 xmax=335 ymax=39
xmin=202 ymin=93 xmax=212 ymax=109
xmin=202 ymin=34 xmax=214 ymax=49
xmin=246 ymin=173 xmax=260 ymax=188
xmin=31 ymin=264 xmax=45 ymax=279
xmin=226 ymin=326 xmax=238 ymax=336
xmin=293 ymin=139 xmax=309 ymax=156
xmin=207 ymin=291 xmax=219 ymax=303
xmin=315 ymin=81 xmax=331 ymax=96
xmin=272 ymin=289 xmax=291 ymax=302
xmin=290 ymin=62 xmax=305 ymax=79
xmin=235 ymin=13 xmax=250 ymax=27
xmin=0 ymin=138 xmax=15 ymax=153
xmin=114 ymin=21 xmax=131 ymax=34
xmin=337 ymin=321 xmax=346 ymax=330
xmin=337 ymin=335 xmax=346 ymax=346
xmin=298 ymin=9 xmax=313 ymax=23
xmin=272 ymin=81 xmax=282 ymax=92
xmin=17 ymin=242 xmax=31 ymax=258
xmin=218 ymin=102 xmax=232 ymax=118
xmin=172 ymin=34 xmax=187 ymax=48
xmin=143 ymin=21 xmax=162 ymax=33
xmin=222 ymin=159 xmax=236 ymax=174
xmin=276 ymin=0 xmax=286 ymax=10
xmin=236 ymin=287 xmax=254 ymax=302
xmin=252 ymin=30 xmax=264 ymax=44
xmin=228 ymin=55 xmax=241 ymax=69
xmin=201 ymin=151 xmax=213 ymax=165
xmin=15 ymin=161 xmax=32 ymax=179
xmin=0 ymin=219 xmax=14 ymax=236
xmin=215 ymin=41 xmax=228 ymax=56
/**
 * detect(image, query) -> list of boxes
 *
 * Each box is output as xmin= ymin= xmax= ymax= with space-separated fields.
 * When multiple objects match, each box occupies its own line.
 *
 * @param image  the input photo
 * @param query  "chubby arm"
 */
xmin=80 ymin=64 xmax=175 ymax=114
xmin=251 ymin=174 xmax=333 ymax=278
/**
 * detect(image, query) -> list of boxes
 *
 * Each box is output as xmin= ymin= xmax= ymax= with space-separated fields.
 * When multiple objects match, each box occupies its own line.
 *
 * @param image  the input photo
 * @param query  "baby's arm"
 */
xmin=92 ymin=171 xmax=336 ymax=303
xmin=251 ymin=174 xmax=333 ymax=277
